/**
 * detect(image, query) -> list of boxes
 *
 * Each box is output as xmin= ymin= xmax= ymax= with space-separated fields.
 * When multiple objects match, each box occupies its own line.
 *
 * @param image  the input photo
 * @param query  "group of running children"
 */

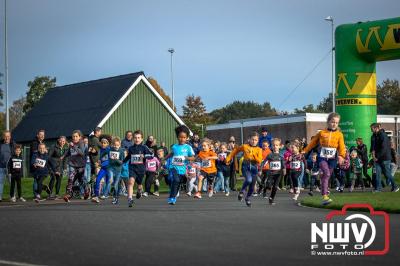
xmin=7 ymin=112 xmax=371 ymax=207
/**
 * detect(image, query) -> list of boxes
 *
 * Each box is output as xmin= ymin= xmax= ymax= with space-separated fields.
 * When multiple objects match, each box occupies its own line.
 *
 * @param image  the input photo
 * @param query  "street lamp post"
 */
xmin=325 ymin=16 xmax=335 ymax=113
xmin=168 ymin=48 xmax=175 ymax=108
xmin=4 ymin=0 xmax=9 ymax=130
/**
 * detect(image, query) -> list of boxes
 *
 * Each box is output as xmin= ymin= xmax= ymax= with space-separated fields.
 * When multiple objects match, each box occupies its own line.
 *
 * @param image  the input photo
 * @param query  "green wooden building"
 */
xmin=12 ymin=72 xmax=185 ymax=147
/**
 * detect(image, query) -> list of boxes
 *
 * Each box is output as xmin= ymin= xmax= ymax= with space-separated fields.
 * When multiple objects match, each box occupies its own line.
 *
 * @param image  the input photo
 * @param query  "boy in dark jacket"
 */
xmin=8 ymin=144 xmax=25 ymax=202
xmin=31 ymin=143 xmax=53 ymax=202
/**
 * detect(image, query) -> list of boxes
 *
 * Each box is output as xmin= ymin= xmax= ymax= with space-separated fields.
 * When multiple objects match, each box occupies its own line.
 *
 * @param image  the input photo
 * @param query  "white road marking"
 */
xmin=0 ymin=259 xmax=47 ymax=266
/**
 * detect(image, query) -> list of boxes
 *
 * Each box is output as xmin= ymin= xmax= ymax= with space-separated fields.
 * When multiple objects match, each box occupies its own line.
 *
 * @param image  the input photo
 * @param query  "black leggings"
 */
xmin=10 ymin=175 xmax=22 ymax=198
xmin=49 ymin=173 xmax=62 ymax=195
xmin=145 ymin=172 xmax=156 ymax=193
xmin=269 ymin=172 xmax=281 ymax=200
xmin=290 ymin=171 xmax=301 ymax=191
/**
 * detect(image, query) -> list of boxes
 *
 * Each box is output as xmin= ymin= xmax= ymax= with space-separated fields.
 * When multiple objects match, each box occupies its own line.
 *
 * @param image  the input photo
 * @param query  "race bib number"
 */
xmin=269 ymin=161 xmax=281 ymax=171
xmin=147 ymin=161 xmax=157 ymax=168
xmin=320 ymin=147 xmax=337 ymax=159
xmin=130 ymin=154 xmax=142 ymax=164
xmin=13 ymin=161 xmax=22 ymax=169
xmin=188 ymin=167 xmax=196 ymax=175
xmin=36 ymin=158 xmax=46 ymax=168
xmin=202 ymin=160 xmax=212 ymax=168
xmin=290 ymin=161 xmax=301 ymax=169
xmin=172 ymin=156 xmax=185 ymax=166
xmin=109 ymin=151 xmax=120 ymax=160
xmin=218 ymin=153 xmax=227 ymax=161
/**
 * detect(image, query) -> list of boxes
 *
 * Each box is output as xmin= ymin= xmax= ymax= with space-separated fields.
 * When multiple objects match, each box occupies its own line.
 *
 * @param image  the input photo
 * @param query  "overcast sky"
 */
xmin=1 ymin=0 xmax=399 ymax=114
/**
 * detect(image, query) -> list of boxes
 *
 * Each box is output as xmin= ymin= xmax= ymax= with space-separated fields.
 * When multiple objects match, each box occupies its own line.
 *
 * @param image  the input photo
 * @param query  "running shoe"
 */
xmin=186 ymin=192 xmax=192 ymax=197
xmin=100 ymin=195 xmax=106 ymax=200
xmin=91 ymin=196 xmax=100 ymax=203
xmin=63 ymin=194 xmax=71 ymax=203
xmin=225 ymin=192 xmax=230 ymax=197
xmin=194 ymin=192 xmax=202 ymax=199
xmin=19 ymin=197 xmax=26 ymax=202
xmin=142 ymin=192 xmax=149 ymax=197
xmin=392 ymin=187 xmax=399 ymax=192
xmin=238 ymin=192 xmax=244 ymax=201
xmin=208 ymin=189 xmax=213 ymax=198
xmin=293 ymin=193 xmax=299 ymax=201
xmin=136 ymin=190 xmax=142 ymax=199
xmin=321 ymin=195 xmax=332 ymax=206
xmin=128 ymin=198 xmax=134 ymax=208
xmin=153 ymin=191 xmax=160 ymax=197
xmin=10 ymin=197 xmax=16 ymax=203
xmin=112 ymin=198 xmax=119 ymax=205
xmin=245 ymin=199 xmax=251 ymax=207
xmin=268 ymin=197 xmax=275 ymax=205
xmin=168 ymin=197 xmax=176 ymax=205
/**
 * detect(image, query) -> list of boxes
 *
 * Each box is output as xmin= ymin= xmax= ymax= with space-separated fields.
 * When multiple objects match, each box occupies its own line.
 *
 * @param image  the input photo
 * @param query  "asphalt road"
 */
xmin=0 ymin=192 xmax=399 ymax=266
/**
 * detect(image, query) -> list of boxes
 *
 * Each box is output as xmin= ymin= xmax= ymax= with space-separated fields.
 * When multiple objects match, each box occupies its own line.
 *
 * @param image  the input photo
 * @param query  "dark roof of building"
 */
xmin=12 ymin=72 xmax=144 ymax=142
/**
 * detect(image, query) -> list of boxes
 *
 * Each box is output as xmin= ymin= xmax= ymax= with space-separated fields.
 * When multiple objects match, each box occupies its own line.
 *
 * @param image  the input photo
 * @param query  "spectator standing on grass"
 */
xmin=370 ymin=123 xmax=399 ymax=192
xmin=390 ymin=141 xmax=398 ymax=178
xmin=0 ymin=131 xmax=16 ymax=202
xmin=356 ymin=137 xmax=372 ymax=187
xmin=122 ymin=130 xmax=134 ymax=150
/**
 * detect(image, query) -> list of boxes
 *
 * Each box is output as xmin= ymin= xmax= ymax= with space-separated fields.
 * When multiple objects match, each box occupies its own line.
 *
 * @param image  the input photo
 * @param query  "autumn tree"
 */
xmin=182 ymin=94 xmax=210 ymax=136
xmin=147 ymin=77 xmax=176 ymax=111
xmin=10 ymin=96 xmax=27 ymax=130
xmin=377 ymin=79 xmax=400 ymax=114
xmin=23 ymin=76 xmax=56 ymax=113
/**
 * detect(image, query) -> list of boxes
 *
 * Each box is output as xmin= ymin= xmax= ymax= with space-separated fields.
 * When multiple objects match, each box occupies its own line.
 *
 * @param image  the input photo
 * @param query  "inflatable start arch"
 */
xmin=335 ymin=17 xmax=400 ymax=146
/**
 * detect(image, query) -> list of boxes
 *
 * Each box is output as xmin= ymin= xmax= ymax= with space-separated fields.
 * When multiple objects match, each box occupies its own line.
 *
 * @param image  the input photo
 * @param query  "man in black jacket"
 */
xmin=0 ymin=131 xmax=15 ymax=201
xmin=370 ymin=123 xmax=399 ymax=192
xmin=356 ymin=137 xmax=372 ymax=187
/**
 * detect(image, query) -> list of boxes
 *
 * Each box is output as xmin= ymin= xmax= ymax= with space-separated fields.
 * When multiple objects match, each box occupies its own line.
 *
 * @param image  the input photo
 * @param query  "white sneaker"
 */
xmin=100 ymin=195 xmax=106 ymax=200
xmin=186 ymin=192 xmax=192 ymax=197
xmin=142 ymin=192 xmax=149 ymax=197
xmin=225 ymin=192 xmax=230 ymax=196
xmin=153 ymin=191 xmax=160 ymax=197
xmin=293 ymin=193 xmax=300 ymax=201
xmin=11 ymin=197 xmax=16 ymax=203
xmin=19 ymin=197 xmax=26 ymax=202
xmin=176 ymin=191 xmax=180 ymax=198
xmin=92 ymin=197 xmax=100 ymax=203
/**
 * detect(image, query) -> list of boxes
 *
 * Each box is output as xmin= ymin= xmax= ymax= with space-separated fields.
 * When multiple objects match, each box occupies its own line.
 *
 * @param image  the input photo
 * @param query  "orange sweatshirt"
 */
xmin=262 ymin=148 xmax=271 ymax=171
xmin=303 ymin=129 xmax=346 ymax=158
xmin=226 ymin=144 xmax=263 ymax=165
xmin=198 ymin=150 xmax=217 ymax=174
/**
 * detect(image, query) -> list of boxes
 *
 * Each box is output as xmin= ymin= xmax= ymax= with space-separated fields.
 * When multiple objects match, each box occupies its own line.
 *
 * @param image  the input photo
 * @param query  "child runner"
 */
xmin=227 ymin=132 xmax=263 ymax=207
xmin=307 ymin=152 xmax=321 ymax=196
xmin=123 ymin=130 xmax=153 ymax=207
xmin=108 ymin=137 xmax=125 ymax=205
xmin=8 ymin=144 xmax=26 ymax=202
xmin=288 ymin=141 xmax=307 ymax=201
xmin=63 ymin=130 xmax=89 ymax=203
xmin=302 ymin=112 xmax=346 ymax=205
xmin=258 ymin=140 xmax=271 ymax=198
xmin=156 ymin=148 xmax=169 ymax=196
xmin=143 ymin=155 xmax=160 ymax=197
xmin=349 ymin=150 xmax=364 ymax=192
xmin=31 ymin=143 xmax=52 ymax=203
xmin=264 ymin=138 xmax=285 ymax=205
xmin=215 ymin=143 xmax=231 ymax=196
xmin=196 ymin=138 xmax=218 ymax=198
xmin=166 ymin=125 xmax=195 ymax=205
xmin=186 ymin=160 xmax=200 ymax=196
xmin=92 ymin=137 xmax=111 ymax=203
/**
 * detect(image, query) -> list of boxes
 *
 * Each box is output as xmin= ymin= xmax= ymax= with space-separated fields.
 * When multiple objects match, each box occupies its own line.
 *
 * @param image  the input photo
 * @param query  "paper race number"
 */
xmin=109 ymin=151 xmax=120 ymax=160
xmin=290 ymin=161 xmax=301 ymax=169
xmin=320 ymin=147 xmax=337 ymax=159
xmin=172 ymin=156 xmax=185 ymax=166
xmin=35 ymin=158 xmax=46 ymax=168
xmin=130 ymin=154 xmax=142 ymax=164
xmin=13 ymin=161 xmax=22 ymax=169
xmin=270 ymin=161 xmax=281 ymax=171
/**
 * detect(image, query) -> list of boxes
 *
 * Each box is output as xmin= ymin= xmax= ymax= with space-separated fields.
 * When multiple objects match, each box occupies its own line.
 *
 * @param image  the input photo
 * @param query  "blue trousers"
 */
xmin=241 ymin=163 xmax=258 ymax=200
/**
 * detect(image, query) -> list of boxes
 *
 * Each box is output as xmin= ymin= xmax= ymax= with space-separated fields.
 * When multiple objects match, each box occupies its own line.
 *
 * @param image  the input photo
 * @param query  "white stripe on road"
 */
xmin=0 ymin=259 xmax=47 ymax=266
